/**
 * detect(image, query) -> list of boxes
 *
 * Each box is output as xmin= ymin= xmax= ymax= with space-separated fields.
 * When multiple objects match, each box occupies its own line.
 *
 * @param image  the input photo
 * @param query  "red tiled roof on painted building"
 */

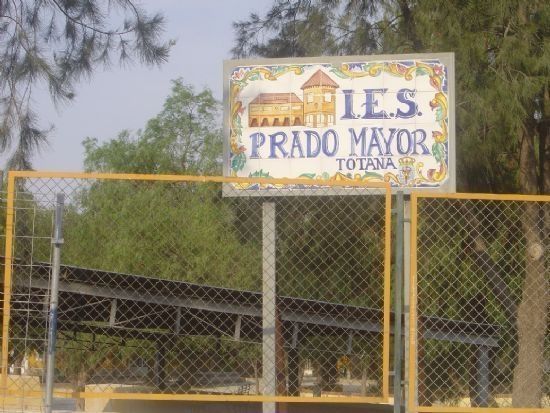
xmin=301 ymin=69 xmax=339 ymax=89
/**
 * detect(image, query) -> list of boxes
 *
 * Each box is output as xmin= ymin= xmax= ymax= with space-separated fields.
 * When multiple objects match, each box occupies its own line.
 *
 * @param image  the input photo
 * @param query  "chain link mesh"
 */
xmin=413 ymin=195 xmax=549 ymax=410
xmin=1 ymin=174 xmax=390 ymax=411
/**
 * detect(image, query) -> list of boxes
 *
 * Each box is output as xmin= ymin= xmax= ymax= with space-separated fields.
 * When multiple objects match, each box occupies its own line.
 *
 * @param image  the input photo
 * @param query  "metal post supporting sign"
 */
xmin=403 ymin=198 xmax=412 ymax=412
xmin=44 ymin=193 xmax=64 ymax=413
xmin=262 ymin=202 xmax=276 ymax=413
xmin=393 ymin=192 xmax=404 ymax=413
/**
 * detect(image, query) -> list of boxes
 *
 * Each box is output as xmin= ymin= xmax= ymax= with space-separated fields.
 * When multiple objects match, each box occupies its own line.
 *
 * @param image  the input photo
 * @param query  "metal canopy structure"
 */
xmin=5 ymin=259 xmax=501 ymax=407
xmin=8 ymin=261 xmax=500 ymax=348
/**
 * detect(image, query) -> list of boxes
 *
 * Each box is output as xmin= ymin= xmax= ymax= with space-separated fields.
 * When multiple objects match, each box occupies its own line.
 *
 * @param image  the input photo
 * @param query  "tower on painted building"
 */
xmin=301 ymin=69 xmax=339 ymax=128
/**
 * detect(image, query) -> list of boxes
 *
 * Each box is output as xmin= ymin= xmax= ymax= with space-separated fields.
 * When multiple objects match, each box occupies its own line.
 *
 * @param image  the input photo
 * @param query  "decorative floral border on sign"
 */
xmin=228 ymin=60 xmax=449 ymax=189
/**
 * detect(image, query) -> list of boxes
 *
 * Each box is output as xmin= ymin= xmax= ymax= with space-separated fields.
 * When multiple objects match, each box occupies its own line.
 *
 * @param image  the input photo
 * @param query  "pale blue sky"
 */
xmin=31 ymin=0 xmax=272 ymax=171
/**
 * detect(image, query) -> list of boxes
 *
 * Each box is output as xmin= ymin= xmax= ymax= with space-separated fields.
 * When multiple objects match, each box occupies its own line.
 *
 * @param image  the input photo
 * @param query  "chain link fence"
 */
xmin=4 ymin=173 xmax=548 ymax=413
xmin=0 ymin=172 xmax=391 ymax=411
xmin=409 ymin=193 xmax=549 ymax=411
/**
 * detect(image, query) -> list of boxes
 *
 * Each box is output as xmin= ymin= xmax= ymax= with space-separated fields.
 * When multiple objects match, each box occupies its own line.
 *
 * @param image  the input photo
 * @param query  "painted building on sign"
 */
xmin=248 ymin=93 xmax=303 ymax=127
xmin=225 ymin=54 xmax=455 ymax=193
xmin=248 ymin=69 xmax=340 ymax=129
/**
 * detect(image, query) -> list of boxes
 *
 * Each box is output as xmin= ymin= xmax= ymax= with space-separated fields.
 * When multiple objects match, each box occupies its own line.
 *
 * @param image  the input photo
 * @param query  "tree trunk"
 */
xmin=540 ymin=84 xmax=549 ymax=195
xmin=512 ymin=132 xmax=548 ymax=407
xmin=397 ymin=0 xmax=423 ymax=51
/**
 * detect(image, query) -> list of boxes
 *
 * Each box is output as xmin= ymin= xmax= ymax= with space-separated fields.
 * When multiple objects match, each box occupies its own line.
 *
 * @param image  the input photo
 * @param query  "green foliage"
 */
xmin=63 ymin=80 xmax=259 ymax=288
xmin=55 ymin=333 xmax=145 ymax=387
xmin=0 ymin=0 xmax=172 ymax=169
xmin=412 ymin=0 xmax=548 ymax=194
xmin=232 ymin=1 xmax=378 ymax=58
xmin=21 ymin=80 xmax=263 ymax=387
xmin=62 ymin=181 xmax=261 ymax=290
xmin=83 ymin=79 xmax=221 ymax=175
xmin=277 ymin=197 xmax=386 ymax=307
xmin=415 ymin=199 xmax=533 ymax=401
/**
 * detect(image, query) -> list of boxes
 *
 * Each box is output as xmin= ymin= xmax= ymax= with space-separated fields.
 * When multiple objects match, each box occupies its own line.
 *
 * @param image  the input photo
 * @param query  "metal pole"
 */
xmin=44 ymin=193 xmax=64 ymax=413
xmin=474 ymin=346 xmax=490 ymax=407
xmin=262 ymin=202 xmax=276 ymax=413
xmin=403 ymin=198 xmax=412 ymax=412
xmin=393 ymin=192 xmax=404 ymax=413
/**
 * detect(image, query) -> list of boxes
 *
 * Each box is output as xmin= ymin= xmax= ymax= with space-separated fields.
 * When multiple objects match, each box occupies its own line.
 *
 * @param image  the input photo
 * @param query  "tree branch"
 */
xmin=50 ymin=0 xmax=135 ymax=36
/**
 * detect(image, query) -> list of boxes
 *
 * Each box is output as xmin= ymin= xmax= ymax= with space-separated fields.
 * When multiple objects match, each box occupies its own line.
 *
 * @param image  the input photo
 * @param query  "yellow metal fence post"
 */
xmin=408 ymin=193 xmax=418 ymax=413
xmin=1 ymin=173 xmax=16 ymax=389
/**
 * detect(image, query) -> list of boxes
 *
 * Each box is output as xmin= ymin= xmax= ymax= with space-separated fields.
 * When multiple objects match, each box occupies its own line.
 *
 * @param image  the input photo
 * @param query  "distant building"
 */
xmin=301 ymin=69 xmax=339 ymax=128
xmin=248 ymin=69 xmax=340 ymax=128
xmin=248 ymin=93 xmax=303 ymax=127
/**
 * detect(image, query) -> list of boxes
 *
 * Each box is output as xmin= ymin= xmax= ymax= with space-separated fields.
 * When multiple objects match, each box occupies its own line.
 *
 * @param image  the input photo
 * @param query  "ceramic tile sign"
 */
xmin=223 ymin=54 xmax=455 ymax=194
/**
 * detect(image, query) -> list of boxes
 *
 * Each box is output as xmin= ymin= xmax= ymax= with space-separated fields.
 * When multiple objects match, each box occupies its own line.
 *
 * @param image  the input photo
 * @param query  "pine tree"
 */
xmin=0 ymin=0 xmax=172 ymax=169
